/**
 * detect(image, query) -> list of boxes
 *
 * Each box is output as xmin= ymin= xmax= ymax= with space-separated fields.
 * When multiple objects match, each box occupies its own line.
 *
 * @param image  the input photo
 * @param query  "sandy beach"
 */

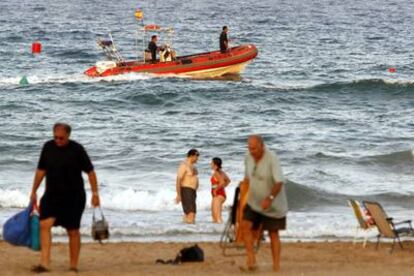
xmin=1 ymin=240 xmax=414 ymax=275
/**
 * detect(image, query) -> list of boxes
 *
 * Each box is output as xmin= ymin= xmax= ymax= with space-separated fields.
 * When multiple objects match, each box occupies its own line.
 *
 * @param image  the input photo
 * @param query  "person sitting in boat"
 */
xmin=159 ymin=44 xmax=176 ymax=62
xmin=220 ymin=26 xmax=229 ymax=53
xmin=147 ymin=35 xmax=159 ymax=63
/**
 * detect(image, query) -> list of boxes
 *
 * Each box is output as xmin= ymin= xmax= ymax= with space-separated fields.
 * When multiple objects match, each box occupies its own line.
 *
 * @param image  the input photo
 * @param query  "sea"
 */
xmin=0 ymin=0 xmax=413 ymax=242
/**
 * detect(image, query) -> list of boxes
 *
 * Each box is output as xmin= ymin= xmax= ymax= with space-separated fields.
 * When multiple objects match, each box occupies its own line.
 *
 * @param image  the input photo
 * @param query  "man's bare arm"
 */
xmin=175 ymin=164 xmax=186 ymax=203
xmin=88 ymin=170 xmax=100 ymax=207
xmin=30 ymin=169 xmax=46 ymax=202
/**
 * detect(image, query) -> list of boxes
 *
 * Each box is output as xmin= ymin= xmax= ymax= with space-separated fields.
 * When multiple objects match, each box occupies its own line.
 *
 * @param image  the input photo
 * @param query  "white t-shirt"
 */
xmin=245 ymin=148 xmax=288 ymax=218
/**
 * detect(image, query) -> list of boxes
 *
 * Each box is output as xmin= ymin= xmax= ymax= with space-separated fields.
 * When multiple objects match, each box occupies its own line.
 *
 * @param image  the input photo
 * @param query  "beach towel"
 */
xmin=3 ymin=203 xmax=32 ymax=247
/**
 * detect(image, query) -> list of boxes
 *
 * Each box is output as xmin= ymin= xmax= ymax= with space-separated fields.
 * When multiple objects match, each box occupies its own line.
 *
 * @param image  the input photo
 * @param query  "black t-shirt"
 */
xmin=220 ymin=31 xmax=228 ymax=52
xmin=37 ymin=140 xmax=94 ymax=195
xmin=148 ymin=41 xmax=157 ymax=60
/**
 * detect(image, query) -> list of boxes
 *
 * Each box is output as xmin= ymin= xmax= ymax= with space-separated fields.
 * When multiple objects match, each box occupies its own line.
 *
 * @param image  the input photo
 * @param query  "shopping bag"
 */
xmin=92 ymin=207 xmax=109 ymax=243
xmin=3 ymin=203 xmax=32 ymax=247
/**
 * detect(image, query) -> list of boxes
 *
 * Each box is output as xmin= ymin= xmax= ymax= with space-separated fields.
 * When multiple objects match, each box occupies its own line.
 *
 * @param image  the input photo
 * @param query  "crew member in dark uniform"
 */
xmin=148 ymin=35 xmax=159 ymax=63
xmin=30 ymin=123 xmax=100 ymax=273
xmin=220 ymin=26 xmax=229 ymax=53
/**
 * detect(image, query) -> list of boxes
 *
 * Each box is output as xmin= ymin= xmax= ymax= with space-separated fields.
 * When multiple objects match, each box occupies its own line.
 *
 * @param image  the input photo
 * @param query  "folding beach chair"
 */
xmin=219 ymin=181 xmax=261 ymax=256
xmin=348 ymin=199 xmax=376 ymax=248
xmin=363 ymin=201 xmax=414 ymax=253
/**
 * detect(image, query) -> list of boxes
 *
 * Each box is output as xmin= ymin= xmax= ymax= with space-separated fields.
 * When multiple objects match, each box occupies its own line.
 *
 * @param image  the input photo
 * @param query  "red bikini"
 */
xmin=211 ymin=175 xmax=226 ymax=199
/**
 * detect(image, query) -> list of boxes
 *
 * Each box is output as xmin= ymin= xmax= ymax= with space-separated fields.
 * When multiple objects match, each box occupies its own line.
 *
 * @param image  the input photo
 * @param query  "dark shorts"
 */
xmin=243 ymin=204 xmax=286 ymax=231
xmin=40 ymin=191 xmax=86 ymax=230
xmin=181 ymin=187 xmax=196 ymax=214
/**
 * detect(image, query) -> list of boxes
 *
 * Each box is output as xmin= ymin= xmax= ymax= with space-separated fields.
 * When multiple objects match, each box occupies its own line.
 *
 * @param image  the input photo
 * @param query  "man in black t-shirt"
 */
xmin=29 ymin=123 xmax=100 ymax=273
xmin=148 ymin=35 xmax=159 ymax=63
xmin=220 ymin=26 xmax=229 ymax=53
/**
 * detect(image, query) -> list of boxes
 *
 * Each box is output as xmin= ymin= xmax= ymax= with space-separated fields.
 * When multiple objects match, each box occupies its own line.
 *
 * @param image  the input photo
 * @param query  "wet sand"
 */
xmin=1 ymin=240 xmax=414 ymax=275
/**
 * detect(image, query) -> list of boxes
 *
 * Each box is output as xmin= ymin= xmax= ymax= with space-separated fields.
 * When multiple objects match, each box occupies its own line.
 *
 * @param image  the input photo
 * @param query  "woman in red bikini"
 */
xmin=210 ymin=157 xmax=231 ymax=223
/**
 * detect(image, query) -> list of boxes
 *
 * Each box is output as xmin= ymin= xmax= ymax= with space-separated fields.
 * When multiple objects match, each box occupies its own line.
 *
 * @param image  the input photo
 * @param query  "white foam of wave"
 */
xmin=103 ymin=211 xmax=370 ymax=241
xmin=0 ymin=187 xmax=235 ymax=211
xmin=0 ymin=189 xmax=29 ymax=208
xmin=382 ymin=78 xmax=414 ymax=85
xmin=2 ymin=195 xmax=413 ymax=242
xmin=0 ymin=72 xmax=154 ymax=86
xmin=100 ymin=188 xmax=234 ymax=212
xmin=255 ymin=79 xmax=323 ymax=91
xmin=0 ymin=76 xmax=22 ymax=86
xmin=6 ymin=73 xmax=413 ymax=89
xmin=353 ymin=75 xmax=414 ymax=86
xmin=0 ymin=211 xmax=387 ymax=242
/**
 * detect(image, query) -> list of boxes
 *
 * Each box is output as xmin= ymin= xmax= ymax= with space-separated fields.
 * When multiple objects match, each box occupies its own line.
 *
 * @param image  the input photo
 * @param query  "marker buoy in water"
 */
xmin=19 ymin=76 xmax=29 ymax=85
xmin=388 ymin=67 xmax=396 ymax=73
xmin=32 ymin=42 xmax=42 ymax=54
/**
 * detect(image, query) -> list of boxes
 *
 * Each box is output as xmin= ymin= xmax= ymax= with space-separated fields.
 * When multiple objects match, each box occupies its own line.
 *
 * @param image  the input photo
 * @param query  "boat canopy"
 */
xmin=142 ymin=24 xmax=174 ymax=33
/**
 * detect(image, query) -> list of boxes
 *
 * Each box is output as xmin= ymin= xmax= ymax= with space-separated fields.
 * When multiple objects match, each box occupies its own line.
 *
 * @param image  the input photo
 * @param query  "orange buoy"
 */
xmin=388 ymin=67 xmax=396 ymax=73
xmin=32 ymin=42 xmax=42 ymax=54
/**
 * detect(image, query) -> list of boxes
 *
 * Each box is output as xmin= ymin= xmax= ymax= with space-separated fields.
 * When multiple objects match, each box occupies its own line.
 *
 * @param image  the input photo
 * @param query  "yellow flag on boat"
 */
xmin=134 ymin=9 xmax=143 ymax=21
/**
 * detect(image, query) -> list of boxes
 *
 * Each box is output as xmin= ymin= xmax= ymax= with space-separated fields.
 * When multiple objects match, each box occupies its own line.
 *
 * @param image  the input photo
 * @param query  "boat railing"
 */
xmin=174 ymin=45 xmax=244 ymax=60
xmin=97 ymin=33 xmax=124 ymax=63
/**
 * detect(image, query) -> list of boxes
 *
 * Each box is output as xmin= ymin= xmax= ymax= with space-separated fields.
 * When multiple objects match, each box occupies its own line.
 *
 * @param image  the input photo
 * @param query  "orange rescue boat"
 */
xmin=85 ymin=13 xmax=257 ymax=79
xmin=85 ymin=44 xmax=258 ymax=78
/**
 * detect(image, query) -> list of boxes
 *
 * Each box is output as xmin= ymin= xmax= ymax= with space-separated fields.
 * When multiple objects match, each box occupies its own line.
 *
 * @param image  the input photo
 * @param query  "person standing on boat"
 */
xmin=175 ymin=149 xmax=200 ymax=224
xmin=220 ymin=26 xmax=229 ymax=53
xmin=29 ymin=123 xmax=100 ymax=273
xmin=241 ymin=135 xmax=288 ymax=272
xmin=148 ymin=35 xmax=159 ymax=63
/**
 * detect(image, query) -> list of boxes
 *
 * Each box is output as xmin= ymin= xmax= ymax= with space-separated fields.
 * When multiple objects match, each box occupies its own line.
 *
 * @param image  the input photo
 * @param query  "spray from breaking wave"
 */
xmin=0 ymin=73 xmax=156 ymax=87
xmin=2 ymin=177 xmax=414 ymax=211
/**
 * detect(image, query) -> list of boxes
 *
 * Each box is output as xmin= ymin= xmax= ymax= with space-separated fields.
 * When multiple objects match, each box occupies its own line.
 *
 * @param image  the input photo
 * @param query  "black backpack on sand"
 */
xmin=156 ymin=244 xmax=204 ymax=265
xmin=178 ymin=244 xmax=204 ymax=262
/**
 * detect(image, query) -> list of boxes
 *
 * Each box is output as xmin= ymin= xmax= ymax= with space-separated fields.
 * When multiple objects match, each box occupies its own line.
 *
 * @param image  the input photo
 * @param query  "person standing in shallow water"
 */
xmin=176 ymin=149 xmax=200 ymax=224
xmin=241 ymin=135 xmax=288 ymax=272
xmin=210 ymin=157 xmax=231 ymax=223
xmin=29 ymin=123 xmax=100 ymax=273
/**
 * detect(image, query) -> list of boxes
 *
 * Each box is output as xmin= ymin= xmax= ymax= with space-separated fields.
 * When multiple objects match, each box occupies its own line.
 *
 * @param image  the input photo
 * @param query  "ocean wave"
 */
xmin=0 ymin=188 xmax=232 ymax=211
xmin=48 ymin=49 xmax=97 ymax=60
xmin=286 ymin=180 xmax=345 ymax=210
xmin=2 ymin=185 xmax=414 ymax=241
xmin=2 ymin=209 xmax=408 ymax=242
xmin=309 ymin=78 xmax=414 ymax=93
xmin=358 ymin=149 xmax=414 ymax=166
xmin=124 ymin=92 xmax=165 ymax=106
xmin=246 ymin=77 xmax=414 ymax=94
xmin=0 ymin=209 xmax=367 ymax=241
xmin=4 ymin=71 xmax=413 ymax=93
xmin=2 ymin=177 xmax=413 ymax=212
xmin=0 ymin=189 xmax=29 ymax=208
xmin=0 ymin=73 xmax=152 ymax=87
xmin=287 ymin=178 xmax=414 ymax=210
xmin=313 ymin=149 xmax=414 ymax=168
